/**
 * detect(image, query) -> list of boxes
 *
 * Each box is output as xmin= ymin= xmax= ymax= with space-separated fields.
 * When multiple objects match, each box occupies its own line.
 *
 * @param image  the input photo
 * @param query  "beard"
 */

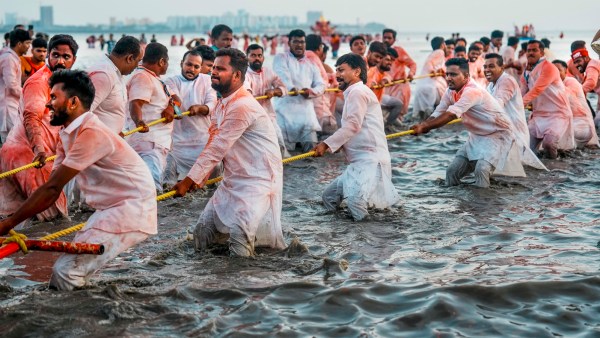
xmin=49 ymin=106 xmax=69 ymax=126
xmin=337 ymin=78 xmax=348 ymax=91
xmin=211 ymin=77 xmax=231 ymax=94
xmin=182 ymin=70 xmax=198 ymax=81
xmin=380 ymin=65 xmax=391 ymax=72
xmin=249 ymin=61 xmax=262 ymax=71
xmin=49 ymin=63 xmax=66 ymax=72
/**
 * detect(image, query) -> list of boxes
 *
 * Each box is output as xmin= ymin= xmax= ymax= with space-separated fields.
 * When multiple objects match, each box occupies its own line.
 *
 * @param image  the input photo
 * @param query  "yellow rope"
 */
xmin=386 ymin=118 xmax=463 ymax=140
xmin=122 ymin=111 xmax=192 ymax=137
xmin=3 ymin=230 xmax=29 ymax=254
xmin=282 ymin=151 xmax=316 ymax=164
xmin=0 ymin=155 xmax=58 ymax=180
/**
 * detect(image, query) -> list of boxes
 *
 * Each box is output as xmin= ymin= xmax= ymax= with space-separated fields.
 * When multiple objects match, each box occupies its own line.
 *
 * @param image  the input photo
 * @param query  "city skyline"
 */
xmin=1 ymin=0 xmax=599 ymax=33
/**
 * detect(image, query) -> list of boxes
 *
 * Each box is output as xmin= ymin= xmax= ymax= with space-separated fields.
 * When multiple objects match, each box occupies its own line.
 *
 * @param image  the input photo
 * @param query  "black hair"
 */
xmin=32 ymin=37 xmax=47 ymax=49
xmin=479 ymin=37 xmax=491 ymax=45
xmin=491 ymin=30 xmax=504 ymax=39
xmin=454 ymin=46 xmax=466 ymax=54
xmin=112 ymin=36 xmax=141 ymax=58
xmin=181 ymin=49 xmax=203 ymax=62
xmin=431 ymin=36 xmax=445 ymax=50
xmin=571 ymin=40 xmax=586 ymax=52
xmin=456 ymin=37 xmax=467 ymax=45
xmin=484 ymin=53 xmax=503 ymax=66
xmin=527 ymin=39 xmax=545 ymax=50
xmin=521 ymin=42 xmax=528 ymax=50
xmin=445 ymin=58 xmax=469 ymax=74
xmin=215 ymin=48 xmax=248 ymax=82
xmin=335 ymin=53 xmax=367 ymax=84
xmin=211 ymin=24 xmax=233 ymax=39
xmin=382 ymin=28 xmax=397 ymax=39
xmin=288 ymin=29 xmax=306 ymax=40
xmin=349 ymin=35 xmax=365 ymax=47
xmin=306 ymin=34 xmax=322 ymax=52
xmin=246 ymin=43 xmax=263 ymax=55
xmin=193 ymin=45 xmax=216 ymax=61
xmin=387 ymin=47 xmax=398 ymax=58
xmin=3 ymin=32 xmax=9 ymax=41
xmin=541 ymin=38 xmax=551 ymax=48
xmin=552 ymin=59 xmax=568 ymax=68
xmin=368 ymin=41 xmax=387 ymax=55
xmin=48 ymin=34 xmax=79 ymax=55
xmin=142 ymin=42 xmax=168 ymax=64
xmin=507 ymin=37 xmax=520 ymax=47
xmin=468 ymin=43 xmax=482 ymax=52
xmin=48 ymin=69 xmax=95 ymax=110
xmin=9 ymin=29 xmax=31 ymax=48
xmin=322 ymin=44 xmax=329 ymax=54
xmin=445 ymin=39 xmax=455 ymax=46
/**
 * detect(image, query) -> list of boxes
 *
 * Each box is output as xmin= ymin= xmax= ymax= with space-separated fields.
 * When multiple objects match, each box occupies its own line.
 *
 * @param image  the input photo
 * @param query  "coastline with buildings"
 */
xmin=2 ymin=6 xmax=385 ymax=35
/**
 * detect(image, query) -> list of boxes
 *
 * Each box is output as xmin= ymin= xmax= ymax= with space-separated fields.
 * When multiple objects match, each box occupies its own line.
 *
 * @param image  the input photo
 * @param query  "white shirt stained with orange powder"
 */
xmin=0 ymin=65 xmax=67 ymax=221
xmin=432 ymin=80 xmax=525 ymax=176
xmin=0 ymin=48 xmax=22 ymax=134
xmin=54 ymin=112 xmax=158 ymax=234
xmin=88 ymin=54 xmax=128 ymax=133
xmin=367 ymin=66 xmax=392 ymax=102
xmin=187 ymin=87 xmax=285 ymax=249
xmin=413 ymin=49 xmax=447 ymax=114
xmin=520 ymin=58 xmax=575 ymax=150
xmin=563 ymin=76 xmax=599 ymax=147
xmin=385 ymin=45 xmax=416 ymax=115
xmin=581 ymin=58 xmax=600 ymax=111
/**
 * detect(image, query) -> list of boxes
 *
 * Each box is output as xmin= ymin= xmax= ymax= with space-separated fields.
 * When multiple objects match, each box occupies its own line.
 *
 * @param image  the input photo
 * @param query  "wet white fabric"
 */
xmin=520 ymin=58 xmax=575 ymax=151
xmin=88 ymin=54 xmax=128 ymax=133
xmin=323 ymin=82 xmax=399 ymax=218
xmin=500 ymin=45 xmax=520 ymax=81
xmin=50 ymin=229 xmax=148 ymax=290
xmin=487 ymin=73 xmax=547 ymax=170
xmin=412 ymin=49 xmax=447 ymax=119
xmin=272 ymin=51 xmax=326 ymax=149
xmin=164 ymin=73 xmax=217 ymax=180
xmin=432 ymin=80 xmax=525 ymax=177
xmin=244 ymin=66 xmax=288 ymax=152
xmin=563 ymin=77 xmax=599 ymax=148
xmin=187 ymin=87 xmax=285 ymax=249
xmin=129 ymin=141 xmax=169 ymax=191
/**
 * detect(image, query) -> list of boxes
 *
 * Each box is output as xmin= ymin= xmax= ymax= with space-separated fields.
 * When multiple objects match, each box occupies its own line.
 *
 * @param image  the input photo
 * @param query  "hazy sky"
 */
xmin=3 ymin=0 xmax=599 ymax=32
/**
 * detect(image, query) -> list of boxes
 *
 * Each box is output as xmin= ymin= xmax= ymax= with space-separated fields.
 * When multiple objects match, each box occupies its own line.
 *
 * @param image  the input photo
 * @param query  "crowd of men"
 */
xmin=0 ymin=23 xmax=599 ymax=290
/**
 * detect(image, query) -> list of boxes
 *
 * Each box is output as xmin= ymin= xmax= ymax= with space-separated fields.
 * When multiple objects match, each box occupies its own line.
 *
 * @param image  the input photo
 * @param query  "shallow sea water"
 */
xmin=1 ymin=32 xmax=600 ymax=337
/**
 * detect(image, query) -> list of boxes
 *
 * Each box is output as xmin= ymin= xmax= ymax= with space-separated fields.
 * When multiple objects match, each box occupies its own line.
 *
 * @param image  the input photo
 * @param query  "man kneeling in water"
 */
xmin=0 ymin=70 xmax=157 ymax=290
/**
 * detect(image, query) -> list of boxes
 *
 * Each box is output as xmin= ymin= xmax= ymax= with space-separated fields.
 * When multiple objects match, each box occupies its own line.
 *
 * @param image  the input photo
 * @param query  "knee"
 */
xmin=347 ymin=197 xmax=368 ymax=221
xmin=49 ymin=258 xmax=83 ymax=291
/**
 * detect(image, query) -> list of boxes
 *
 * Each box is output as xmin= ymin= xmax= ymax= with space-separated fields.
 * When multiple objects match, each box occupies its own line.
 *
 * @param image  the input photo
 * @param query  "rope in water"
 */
xmin=0 ymin=73 xmax=443 ymax=180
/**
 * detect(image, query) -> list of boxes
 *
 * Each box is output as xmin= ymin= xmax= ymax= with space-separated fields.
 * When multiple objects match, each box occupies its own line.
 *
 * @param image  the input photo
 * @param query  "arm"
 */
xmin=0 ymin=165 xmax=79 ymax=235
xmin=4 ymin=56 xmax=21 ymax=98
xmin=129 ymin=99 xmax=150 ymax=132
xmin=272 ymin=54 xmax=294 ymax=90
xmin=411 ymin=111 xmax=458 ymax=135
xmin=305 ymin=63 xmax=326 ymax=98
xmin=22 ymin=78 xmax=49 ymax=161
xmin=318 ymin=90 xmax=368 ymax=154
xmin=493 ymin=77 xmax=517 ymax=107
xmin=400 ymin=47 xmax=417 ymax=77
xmin=174 ymin=107 xmax=253 ymax=196
xmin=522 ymin=63 xmax=557 ymax=105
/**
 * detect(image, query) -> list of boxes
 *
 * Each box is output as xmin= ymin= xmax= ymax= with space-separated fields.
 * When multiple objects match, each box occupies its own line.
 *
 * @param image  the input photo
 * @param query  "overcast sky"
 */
xmin=3 ymin=0 xmax=599 ymax=33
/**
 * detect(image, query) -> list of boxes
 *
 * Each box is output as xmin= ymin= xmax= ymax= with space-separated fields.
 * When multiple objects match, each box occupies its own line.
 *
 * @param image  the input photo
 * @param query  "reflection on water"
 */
xmin=1 ymin=32 xmax=600 ymax=336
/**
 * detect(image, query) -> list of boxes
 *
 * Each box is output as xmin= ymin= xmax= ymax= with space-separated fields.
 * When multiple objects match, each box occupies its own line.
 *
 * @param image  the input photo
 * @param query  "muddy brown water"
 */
xmin=1 ymin=119 xmax=599 ymax=337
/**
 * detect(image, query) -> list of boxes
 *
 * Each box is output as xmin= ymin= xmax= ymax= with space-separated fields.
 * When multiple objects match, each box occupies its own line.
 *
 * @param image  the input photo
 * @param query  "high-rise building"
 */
xmin=306 ymin=11 xmax=322 ymax=25
xmin=40 ymin=6 xmax=53 ymax=27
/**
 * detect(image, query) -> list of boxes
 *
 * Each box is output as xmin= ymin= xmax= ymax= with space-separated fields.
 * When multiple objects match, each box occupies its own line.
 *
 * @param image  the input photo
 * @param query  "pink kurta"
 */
xmin=563 ymin=76 xmax=599 ymax=147
xmin=88 ymin=54 xmax=128 ymax=133
xmin=0 ymin=48 xmax=22 ymax=134
xmin=470 ymin=57 xmax=487 ymax=88
xmin=385 ymin=45 xmax=416 ymax=115
xmin=581 ymin=59 xmax=600 ymax=111
xmin=520 ymin=58 xmax=575 ymax=150
xmin=501 ymin=46 xmax=520 ymax=80
xmin=0 ymin=65 xmax=67 ymax=220
xmin=413 ymin=49 xmax=447 ymax=115
xmin=367 ymin=66 xmax=392 ymax=102
xmin=432 ymin=80 xmax=525 ymax=177
xmin=54 ymin=112 xmax=157 ymax=234
xmin=305 ymin=50 xmax=334 ymax=125
xmin=187 ymin=87 xmax=284 ymax=249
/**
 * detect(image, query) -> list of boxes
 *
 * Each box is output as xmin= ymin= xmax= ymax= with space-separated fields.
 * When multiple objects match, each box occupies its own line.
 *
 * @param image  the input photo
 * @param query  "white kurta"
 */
xmin=432 ymin=80 xmax=525 ymax=177
xmin=88 ymin=54 xmax=128 ymax=134
xmin=164 ymin=73 xmax=217 ymax=177
xmin=0 ymin=48 xmax=22 ymax=135
xmin=244 ymin=66 xmax=287 ymax=148
xmin=500 ymin=45 xmax=520 ymax=81
xmin=324 ymin=82 xmax=399 ymax=208
xmin=272 ymin=52 xmax=326 ymax=145
xmin=520 ymin=58 xmax=575 ymax=150
xmin=413 ymin=49 xmax=447 ymax=115
xmin=563 ymin=77 xmax=599 ymax=147
xmin=187 ymin=87 xmax=284 ymax=249
xmin=487 ymin=73 xmax=547 ymax=170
